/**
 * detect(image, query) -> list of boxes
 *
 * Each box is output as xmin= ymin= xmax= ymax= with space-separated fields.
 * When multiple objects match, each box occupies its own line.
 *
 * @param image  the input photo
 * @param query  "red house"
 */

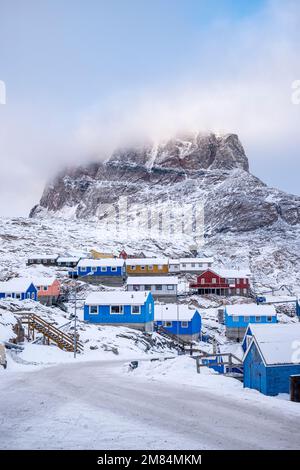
xmin=119 ymin=250 xmax=128 ymax=259
xmin=190 ymin=268 xmax=250 ymax=296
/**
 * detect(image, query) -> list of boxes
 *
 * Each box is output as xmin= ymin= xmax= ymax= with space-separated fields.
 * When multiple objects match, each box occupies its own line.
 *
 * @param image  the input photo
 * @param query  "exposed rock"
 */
xmin=30 ymin=132 xmax=300 ymax=237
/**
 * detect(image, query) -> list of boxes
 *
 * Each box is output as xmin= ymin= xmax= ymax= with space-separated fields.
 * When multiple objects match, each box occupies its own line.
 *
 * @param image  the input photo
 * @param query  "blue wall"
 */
xmin=0 ymin=283 xmax=37 ymax=301
xmin=225 ymin=311 xmax=277 ymax=329
xmin=155 ymin=311 xmax=201 ymax=337
xmin=243 ymin=340 xmax=300 ymax=396
xmin=77 ymin=265 xmax=124 ymax=277
xmin=84 ymin=293 xmax=154 ymax=324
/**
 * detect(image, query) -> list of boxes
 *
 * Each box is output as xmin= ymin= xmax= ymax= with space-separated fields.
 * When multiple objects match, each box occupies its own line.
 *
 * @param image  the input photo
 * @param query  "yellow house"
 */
xmin=90 ymin=249 xmax=115 ymax=259
xmin=125 ymin=258 xmax=169 ymax=275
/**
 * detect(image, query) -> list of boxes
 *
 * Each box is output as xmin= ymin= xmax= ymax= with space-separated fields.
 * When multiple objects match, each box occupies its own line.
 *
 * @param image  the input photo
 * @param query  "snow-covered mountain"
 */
xmin=21 ymin=132 xmax=300 ymax=292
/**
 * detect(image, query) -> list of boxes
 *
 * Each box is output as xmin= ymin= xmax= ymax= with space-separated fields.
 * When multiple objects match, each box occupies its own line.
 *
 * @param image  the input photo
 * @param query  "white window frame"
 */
xmin=232 ymin=316 xmax=239 ymax=323
xmin=31 ymin=293 xmax=35 ymax=299
xmin=5 ymin=293 xmax=12 ymax=298
xmin=111 ymin=266 xmax=117 ymax=272
xmin=81 ymin=266 xmax=87 ymax=272
xmin=181 ymin=321 xmax=189 ymax=328
xmin=158 ymin=264 xmax=163 ymax=270
xmin=155 ymin=285 xmax=163 ymax=291
xmin=15 ymin=293 xmax=21 ymax=300
xmin=101 ymin=266 xmax=107 ymax=272
xmin=163 ymin=321 xmax=172 ymax=327
xmin=201 ymin=278 xmax=205 ymax=285
xmin=255 ymin=316 xmax=261 ymax=322
xmin=89 ymin=305 xmax=98 ymax=315
xmin=167 ymin=285 xmax=174 ymax=290
xmin=244 ymin=316 xmax=250 ymax=322
xmin=110 ymin=305 xmax=124 ymax=315
xmin=266 ymin=316 xmax=273 ymax=322
xmin=212 ymin=278 xmax=217 ymax=284
xmin=131 ymin=305 xmax=141 ymax=315
xmin=91 ymin=267 xmax=97 ymax=273
xmin=148 ymin=265 xmax=153 ymax=270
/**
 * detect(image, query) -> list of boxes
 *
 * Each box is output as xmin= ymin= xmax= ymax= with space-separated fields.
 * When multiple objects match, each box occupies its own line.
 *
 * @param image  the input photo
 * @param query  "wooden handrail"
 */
xmin=21 ymin=313 xmax=83 ymax=352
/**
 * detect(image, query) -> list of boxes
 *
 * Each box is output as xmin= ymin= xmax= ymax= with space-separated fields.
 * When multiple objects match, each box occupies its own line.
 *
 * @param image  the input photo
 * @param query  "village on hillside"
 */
xmin=1 ymin=246 xmax=300 ymax=401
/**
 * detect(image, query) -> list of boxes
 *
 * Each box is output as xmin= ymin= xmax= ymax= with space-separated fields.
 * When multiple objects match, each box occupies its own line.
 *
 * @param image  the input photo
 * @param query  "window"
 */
xmin=5 ymin=293 xmax=12 ymax=298
xmin=228 ymin=278 xmax=235 ymax=284
xmin=43 ymin=286 xmax=48 ymax=291
xmin=31 ymin=293 xmax=35 ymax=299
xmin=212 ymin=278 xmax=217 ymax=284
xmin=167 ymin=285 xmax=174 ymax=290
xmin=27 ymin=292 xmax=31 ymax=299
xmin=181 ymin=321 xmax=188 ymax=328
xmin=158 ymin=265 xmax=163 ymax=270
xmin=15 ymin=293 xmax=21 ymax=299
xmin=255 ymin=316 xmax=261 ymax=322
xmin=236 ymin=288 xmax=240 ymax=294
xmin=191 ymin=263 xmax=195 ymax=268
xmin=132 ymin=305 xmax=141 ymax=314
xmin=90 ymin=305 xmax=98 ymax=315
xmin=130 ymin=266 xmax=136 ymax=270
xmin=201 ymin=278 xmax=205 ymax=285
xmin=244 ymin=316 xmax=250 ymax=322
xmin=91 ymin=267 xmax=97 ymax=273
xmin=232 ymin=316 xmax=239 ymax=322
xmin=182 ymin=263 xmax=186 ymax=268
xmin=173 ymin=264 xmax=179 ymax=270
xmin=267 ymin=316 xmax=273 ymax=322
xmin=101 ymin=266 xmax=107 ymax=272
xmin=243 ymin=288 xmax=247 ymax=294
xmin=145 ymin=285 xmax=151 ymax=291
xmin=148 ymin=265 xmax=153 ymax=270
xmin=110 ymin=305 xmax=124 ymax=314
xmin=111 ymin=267 xmax=117 ymax=272
xmin=164 ymin=321 xmax=172 ymax=327
xmin=149 ymin=303 xmax=152 ymax=314
xmin=155 ymin=285 xmax=162 ymax=291
xmin=133 ymin=285 xmax=140 ymax=291
xmin=81 ymin=266 xmax=87 ymax=272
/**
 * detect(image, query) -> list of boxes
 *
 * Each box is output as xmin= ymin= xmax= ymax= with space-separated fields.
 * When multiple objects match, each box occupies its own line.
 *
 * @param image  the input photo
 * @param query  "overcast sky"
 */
xmin=0 ymin=0 xmax=300 ymax=217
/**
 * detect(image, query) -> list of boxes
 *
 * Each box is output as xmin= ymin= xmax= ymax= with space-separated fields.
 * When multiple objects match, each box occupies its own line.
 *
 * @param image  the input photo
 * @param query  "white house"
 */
xmin=169 ymin=257 xmax=214 ymax=273
xmin=126 ymin=276 xmax=178 ymax=300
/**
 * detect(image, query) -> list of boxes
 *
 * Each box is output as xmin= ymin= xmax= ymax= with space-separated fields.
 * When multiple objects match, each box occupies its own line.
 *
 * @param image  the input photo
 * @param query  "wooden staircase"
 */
xmin=22 ymin=313 xmax=84 ymax=353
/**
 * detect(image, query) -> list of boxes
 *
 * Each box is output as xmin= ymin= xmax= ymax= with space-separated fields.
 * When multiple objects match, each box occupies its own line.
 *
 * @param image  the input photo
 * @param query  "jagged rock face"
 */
xmin=30 ymin=132 xmax=300 ymax=234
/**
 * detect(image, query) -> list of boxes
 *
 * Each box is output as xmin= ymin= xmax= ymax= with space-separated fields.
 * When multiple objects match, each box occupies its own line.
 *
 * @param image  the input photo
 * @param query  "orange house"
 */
xmin=125 ymin=258 xmax=169 ymax=276
xmin=32 ymin=278 xmax=61 ymax=305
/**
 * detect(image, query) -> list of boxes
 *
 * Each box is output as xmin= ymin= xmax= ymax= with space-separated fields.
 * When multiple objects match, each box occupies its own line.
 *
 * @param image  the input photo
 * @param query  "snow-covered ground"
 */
xmin=0 ymin=356 xmax=299 ymax=450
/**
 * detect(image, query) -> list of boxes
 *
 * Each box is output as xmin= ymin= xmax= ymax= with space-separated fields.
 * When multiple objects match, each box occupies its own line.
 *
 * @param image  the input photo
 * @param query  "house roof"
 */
xmin=169 ymin=258 xmax=214 ymax=264
xmin=28 ymin=254 xmax=58 ymax=260
xmin=245 ymin=323 xmax=300 ymax=365
xmin=30 ymin=277 xmax=56 ymax=287
xmin=57 ymin=257 xmax=80 ymax=263
xmin=0 ymin=279 xmax=35 ymax=293
xmin=126 ymin=276 xmax=179 ymax=285
xmin=154 ymin=303 xmax=198 ymax=321
xmin=85 ymin=291 xmax=151 ymax=305
xmin=215 ymin=268 xmax=251 ymax=278
xmin=78 ymin=259 xmax=124 ymax=268
xmin=125 ymin=258 xmax=169 ymax=266
xmin=226 ymin=303 xmax=277 ymax=317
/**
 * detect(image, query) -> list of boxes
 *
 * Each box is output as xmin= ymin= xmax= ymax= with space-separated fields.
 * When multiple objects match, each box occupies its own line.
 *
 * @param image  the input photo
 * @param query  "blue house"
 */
xmin=70 ymin=259 xmax=125 ymax=284
xmin=225 ymin=303 xmax=277 ymax=341
xmin=84 ymin=291 xmax=154 ymax=332
xmin=0 ymin=279 xmax=37 ymax=301
xmin=155 ymin=303 xmax=201 ymax=341
xmin=243 ymin=323 xmax=300 ymax=396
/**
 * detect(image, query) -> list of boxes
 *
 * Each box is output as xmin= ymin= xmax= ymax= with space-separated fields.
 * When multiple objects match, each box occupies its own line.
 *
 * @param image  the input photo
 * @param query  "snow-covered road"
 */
xmin=0 ymin=359 xmax=299 ymax=450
